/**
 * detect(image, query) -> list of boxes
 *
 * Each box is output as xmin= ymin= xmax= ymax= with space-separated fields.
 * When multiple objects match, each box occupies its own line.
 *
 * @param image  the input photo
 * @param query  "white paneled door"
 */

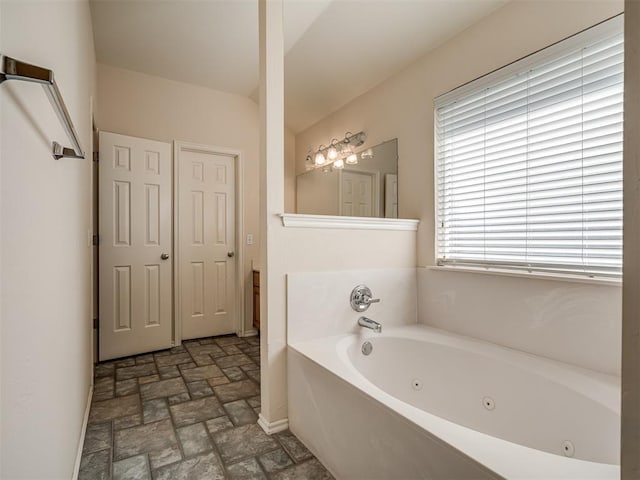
xmin=340 ymin=170 xmax=376 ymax=217
xmin=99 ymin=132 xmax=173 ymax=361
xmin=177 ymin=144 xmax=236 ymax=340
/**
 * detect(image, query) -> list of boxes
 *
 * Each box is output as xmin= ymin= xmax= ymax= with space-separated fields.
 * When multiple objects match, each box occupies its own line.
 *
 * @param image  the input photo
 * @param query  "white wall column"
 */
xmin=258 ymin=0 xmax=288 ymax=433
xmin=622 ymin=2 xmax=640 ymax=477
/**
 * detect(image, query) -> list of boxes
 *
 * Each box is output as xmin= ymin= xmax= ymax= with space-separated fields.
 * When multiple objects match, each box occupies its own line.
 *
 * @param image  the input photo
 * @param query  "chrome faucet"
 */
xmin=350 ymin=285 xmax=381 ymax=312
xmin=358 ymin=316 xmax=382 ymax=333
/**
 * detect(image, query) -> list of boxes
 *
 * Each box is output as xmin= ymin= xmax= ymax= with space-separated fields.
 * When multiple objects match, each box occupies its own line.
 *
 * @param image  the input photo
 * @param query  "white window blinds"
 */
xmin=435 ymin=16 xmax=624 ymax=278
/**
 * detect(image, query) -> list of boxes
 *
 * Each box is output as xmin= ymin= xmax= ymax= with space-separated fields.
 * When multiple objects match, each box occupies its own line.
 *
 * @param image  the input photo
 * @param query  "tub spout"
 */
xmin=358 ymin=316 xmax=382 ymax=333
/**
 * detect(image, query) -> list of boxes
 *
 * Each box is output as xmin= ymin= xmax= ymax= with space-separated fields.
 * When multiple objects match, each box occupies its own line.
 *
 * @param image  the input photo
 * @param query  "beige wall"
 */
xmin=97 ymin=64 xmax=261 ymax=332
xmin=0 ymin=0 xmax=96 ymax=477
xmin=295 ymin=0 xmax=623 ymax=267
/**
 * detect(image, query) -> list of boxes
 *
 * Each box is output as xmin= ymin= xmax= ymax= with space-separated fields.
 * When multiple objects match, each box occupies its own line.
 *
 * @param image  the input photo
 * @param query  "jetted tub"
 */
xmin=287 ymin=325 xmax=620 ymax=479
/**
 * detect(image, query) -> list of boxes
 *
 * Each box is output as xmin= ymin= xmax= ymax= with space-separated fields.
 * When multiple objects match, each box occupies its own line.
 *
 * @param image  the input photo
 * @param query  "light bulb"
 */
xmin=361 ymin=148 xmax=373 ymax=159
xmin=346 ymin=154 xmax=358 ymax=165
xmin=327 ymin=145 xmax=338 ymax=160
xmin=333 ymin=158 xmax=345 ymax=169
xmin=314 ymin=152 xmax=326 ymax=165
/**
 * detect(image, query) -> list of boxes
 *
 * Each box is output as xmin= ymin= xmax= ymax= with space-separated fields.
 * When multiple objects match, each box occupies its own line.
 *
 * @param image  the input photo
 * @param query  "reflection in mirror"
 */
xmin=296 ymin=138 xmax=398 ymax=218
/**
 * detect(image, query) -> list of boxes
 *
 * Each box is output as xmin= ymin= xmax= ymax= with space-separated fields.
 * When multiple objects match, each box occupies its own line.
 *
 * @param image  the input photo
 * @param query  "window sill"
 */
xmin=426 ymin=265 xmax=622 ymax=287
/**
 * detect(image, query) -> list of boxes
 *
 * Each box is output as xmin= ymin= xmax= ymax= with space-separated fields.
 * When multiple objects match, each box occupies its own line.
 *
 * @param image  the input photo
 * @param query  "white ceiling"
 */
xmin=90 ymin=0 xmax=508 ymax=133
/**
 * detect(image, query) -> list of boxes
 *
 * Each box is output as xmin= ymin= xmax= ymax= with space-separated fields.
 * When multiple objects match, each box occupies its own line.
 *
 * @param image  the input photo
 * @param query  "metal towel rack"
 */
xmin=0 ymin=55 xmax=85 ymax=160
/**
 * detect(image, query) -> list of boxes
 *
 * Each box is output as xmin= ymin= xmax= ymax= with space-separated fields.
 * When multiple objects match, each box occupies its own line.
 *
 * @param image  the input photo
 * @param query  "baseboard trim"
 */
xmin=258 ymin=414 xmax=289 ymax=434
xmin=72 ymin=385 xmax=93 ymax=480
xmin=238 ymin=329 xmax=259 ymax=338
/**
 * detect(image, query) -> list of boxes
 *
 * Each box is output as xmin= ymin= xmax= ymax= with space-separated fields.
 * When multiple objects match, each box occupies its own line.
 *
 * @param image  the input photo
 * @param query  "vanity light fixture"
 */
xmin=340 ymin=142 xmax=354 ymax=158
xmin=314 ymin=145 xmax=327 ymax=165
xmin=305 ymin=150 xmax=314 ymax=170
xmin=327 ymin=139 xmax=339 ymax=160
xmin=305 ymin=131 xmax=367 ymax=171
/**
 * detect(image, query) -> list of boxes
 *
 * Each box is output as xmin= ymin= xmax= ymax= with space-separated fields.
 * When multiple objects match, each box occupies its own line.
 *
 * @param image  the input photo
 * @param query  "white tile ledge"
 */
xmin=427 ymin=265 xmax=622 ymax=287
xmin=280 ymin=213 xmax=419 ymax=231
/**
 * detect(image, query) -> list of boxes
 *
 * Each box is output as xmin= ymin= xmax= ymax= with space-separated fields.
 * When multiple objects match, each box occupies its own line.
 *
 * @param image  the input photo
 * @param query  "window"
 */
xmin=435 ymin=16 xmax=623 ymax=278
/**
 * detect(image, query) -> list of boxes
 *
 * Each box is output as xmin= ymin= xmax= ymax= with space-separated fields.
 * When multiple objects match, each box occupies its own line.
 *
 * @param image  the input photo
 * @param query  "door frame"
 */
xmin=384 ymin=173 xmax=398 ymax=218
xmin=173 ymin=141 xmax=246 ymax=344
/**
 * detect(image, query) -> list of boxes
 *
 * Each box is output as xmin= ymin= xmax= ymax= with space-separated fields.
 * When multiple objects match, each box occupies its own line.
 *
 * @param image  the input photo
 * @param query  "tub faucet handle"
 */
xmin=364 ymin=296 xmax=380 ymax=305
xmin=350 ymin=285 xmax=381 ymax=312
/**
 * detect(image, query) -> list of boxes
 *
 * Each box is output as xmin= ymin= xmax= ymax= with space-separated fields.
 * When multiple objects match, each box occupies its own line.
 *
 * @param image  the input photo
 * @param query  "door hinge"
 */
xmin=92 ymin=234 xmax=98 ymax=246
xmin=93 ymin=151 xmax=99 ymax=162
xmin=93 ymin=318 xmax=98 ymax=329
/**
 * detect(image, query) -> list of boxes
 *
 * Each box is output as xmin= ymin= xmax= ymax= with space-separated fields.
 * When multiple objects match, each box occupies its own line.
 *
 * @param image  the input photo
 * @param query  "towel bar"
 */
xmin=0 ymin=55 xmax=85 ymax=160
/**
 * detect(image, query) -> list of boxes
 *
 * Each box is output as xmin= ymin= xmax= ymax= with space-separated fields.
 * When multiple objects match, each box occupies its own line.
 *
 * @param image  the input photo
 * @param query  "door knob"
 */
xmin=161 ymin=253 xmax=170 ymax=260
xmin=227 ymin=251 xmax=235 ymax=258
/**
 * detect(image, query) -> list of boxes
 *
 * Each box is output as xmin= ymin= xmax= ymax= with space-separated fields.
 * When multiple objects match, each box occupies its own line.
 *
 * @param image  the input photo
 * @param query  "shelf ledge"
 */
xmin=280 ymin=213 xmax=419 ymax=231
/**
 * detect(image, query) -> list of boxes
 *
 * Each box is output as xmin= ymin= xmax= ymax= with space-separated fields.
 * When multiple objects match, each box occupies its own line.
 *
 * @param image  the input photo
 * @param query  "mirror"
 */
xmin=296 ymin=138 xmax=398 ymax=218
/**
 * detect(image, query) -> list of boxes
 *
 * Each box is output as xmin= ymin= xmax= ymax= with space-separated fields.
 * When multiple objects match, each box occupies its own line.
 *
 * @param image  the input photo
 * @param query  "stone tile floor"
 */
xmin=79 ymin=335 xmax=334 ymax=480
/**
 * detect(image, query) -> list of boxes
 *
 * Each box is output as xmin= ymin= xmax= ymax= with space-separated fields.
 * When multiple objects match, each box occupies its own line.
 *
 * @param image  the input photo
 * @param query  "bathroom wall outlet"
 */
xmin=247 ymin=234 xmax=254 ymax=245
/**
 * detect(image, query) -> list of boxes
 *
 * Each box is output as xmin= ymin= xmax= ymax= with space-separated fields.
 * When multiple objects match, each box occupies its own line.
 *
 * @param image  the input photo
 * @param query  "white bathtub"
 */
xmin=287 ymin=325 xmax=620 ymax=479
